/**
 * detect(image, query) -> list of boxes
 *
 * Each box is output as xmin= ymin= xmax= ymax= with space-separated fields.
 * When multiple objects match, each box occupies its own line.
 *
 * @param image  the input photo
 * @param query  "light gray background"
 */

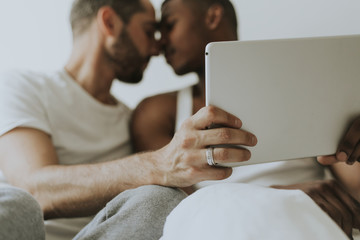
xmin=1 ymin=0 xmax=359 ymax=108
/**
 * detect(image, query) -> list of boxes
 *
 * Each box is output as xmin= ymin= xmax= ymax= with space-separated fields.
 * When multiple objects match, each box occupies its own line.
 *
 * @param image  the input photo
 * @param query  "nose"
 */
xmin=159 ymin=30 xmax=168 ymax=50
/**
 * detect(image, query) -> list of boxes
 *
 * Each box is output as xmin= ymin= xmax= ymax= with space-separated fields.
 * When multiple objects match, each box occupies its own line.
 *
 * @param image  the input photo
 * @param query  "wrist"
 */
xmin=139 ymin=150 xmax=169 ymax=187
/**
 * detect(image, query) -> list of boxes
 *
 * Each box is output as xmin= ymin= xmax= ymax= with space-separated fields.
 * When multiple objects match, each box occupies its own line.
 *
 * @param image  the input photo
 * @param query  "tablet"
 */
xmin=205 ymin=35 xmax=360 ymax=167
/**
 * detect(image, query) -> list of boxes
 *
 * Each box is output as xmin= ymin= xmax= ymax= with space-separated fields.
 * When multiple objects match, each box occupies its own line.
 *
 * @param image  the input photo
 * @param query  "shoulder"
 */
xmin=0 ymin=70 xmax=54 ymax=136
xmin=0 ymin=69 xmax=51 ymax=92
xmin=0 ymin=69 xmax=47 ymax=82
xmin=140 ymin=92 xmax=177 ymax=105
xmin=0 ymin=69 xmax=64 ymax=108
xmin=131 ymin=92 xmax=180 ymax=151
xmin=133 ymin=92 xmax=178 ymax=120
xmin=131 ymin=92 xmax=178 ymax=132
xmin=0 ymin=69 xmax=48 ymax=99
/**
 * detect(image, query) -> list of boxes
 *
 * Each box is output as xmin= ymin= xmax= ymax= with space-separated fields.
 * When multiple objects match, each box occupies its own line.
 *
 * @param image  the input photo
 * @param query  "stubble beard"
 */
xmin=106 ymin=28 xmax=145 ymax=84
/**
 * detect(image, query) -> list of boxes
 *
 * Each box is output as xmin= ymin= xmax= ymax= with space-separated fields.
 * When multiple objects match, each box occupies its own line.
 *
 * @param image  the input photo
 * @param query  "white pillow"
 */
xmin=161 ymin=183 xmax=348 ymax=240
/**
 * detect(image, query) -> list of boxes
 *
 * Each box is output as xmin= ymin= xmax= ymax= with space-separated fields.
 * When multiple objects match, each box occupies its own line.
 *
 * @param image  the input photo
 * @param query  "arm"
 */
xmin=0 ymin=106 xmax=256 ymax=219
xmin=0 ymin=127 xmax=166 ymax=219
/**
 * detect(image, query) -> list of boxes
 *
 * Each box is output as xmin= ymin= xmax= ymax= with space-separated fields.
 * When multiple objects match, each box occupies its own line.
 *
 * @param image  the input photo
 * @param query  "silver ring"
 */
xmin=206 ymin=147 xmax=217 ymax=166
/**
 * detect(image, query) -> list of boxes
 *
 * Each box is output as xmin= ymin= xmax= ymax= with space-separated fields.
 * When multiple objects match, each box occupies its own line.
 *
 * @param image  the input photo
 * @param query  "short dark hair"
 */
xmin=70 ymin=0 xmax=145 ymax=36
xmin=162 ymin=0 xmax=238 ymax=35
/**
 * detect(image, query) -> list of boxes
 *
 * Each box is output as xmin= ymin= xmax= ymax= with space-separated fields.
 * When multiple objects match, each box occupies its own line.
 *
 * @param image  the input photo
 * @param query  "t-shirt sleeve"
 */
xmin=0 ymin=71 xmax=51 ymax=136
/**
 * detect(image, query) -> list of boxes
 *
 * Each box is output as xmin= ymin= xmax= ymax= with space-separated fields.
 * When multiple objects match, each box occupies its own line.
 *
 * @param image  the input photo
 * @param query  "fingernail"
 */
xmin=337 ymin=151 xmax=348 ymax=162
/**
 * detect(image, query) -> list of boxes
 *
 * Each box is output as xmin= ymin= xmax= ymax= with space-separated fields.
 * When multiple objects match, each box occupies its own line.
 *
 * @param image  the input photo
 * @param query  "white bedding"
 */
xmin=161 ymin=183 xmax=353 ymax=240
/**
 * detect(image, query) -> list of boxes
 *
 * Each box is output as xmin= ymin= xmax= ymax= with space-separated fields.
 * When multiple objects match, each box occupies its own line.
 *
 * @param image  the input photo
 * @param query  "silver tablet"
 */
xmin=205 ymin=35 xmax=360 ymax=167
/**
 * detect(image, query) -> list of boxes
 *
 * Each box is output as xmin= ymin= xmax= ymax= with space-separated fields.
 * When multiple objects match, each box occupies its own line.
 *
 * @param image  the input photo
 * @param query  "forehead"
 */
xmin=131 ymin=0 xmax=156 ymax=23
xmin=161 ymin=0 xmax=193 ymax=19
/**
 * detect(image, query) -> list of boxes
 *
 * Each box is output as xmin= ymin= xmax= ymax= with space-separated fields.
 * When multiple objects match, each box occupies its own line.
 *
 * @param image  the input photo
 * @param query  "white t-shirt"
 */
xmin=175 ymin=86 xmax=326 ymax=188
xmin=0 ymin=69 xmax=132 ymax=240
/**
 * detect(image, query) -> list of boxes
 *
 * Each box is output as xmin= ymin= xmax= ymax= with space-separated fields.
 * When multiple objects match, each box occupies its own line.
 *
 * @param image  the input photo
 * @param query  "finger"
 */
xmin=317 ymin=155 xmax=338 ymax=165
xmin=316 ymin=192 xmax=353 ymax=238
xmin=199 ymin=165 xmax=233 ymax=181
xmin=209 ymin=147 xmax=251 ymax=165
xmin=198 ymin=128 xmax=257 ymax=148
xmin=307 ymin=184 xmax=345 ymax=233
xmin=314 ymin=194 xmax=343 ymax=229
xmin=191 ymin=106 xmax=242 ymax=130
xmin=348 ymin=141 xmax=360 ymax=164
xmin=321 ymin=184 xmax=353 ymax=236
xmin=354 ymin=202 xmax=360 ymax=230
xmin=328 ymin=180 xmax=360 ymax=230
xmin=337 ymin=117 xmax=360 ymax=164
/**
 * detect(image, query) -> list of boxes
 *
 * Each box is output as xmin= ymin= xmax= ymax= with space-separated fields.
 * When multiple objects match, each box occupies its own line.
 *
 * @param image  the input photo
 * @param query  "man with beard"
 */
xmin=0 ymin=0 xmax=257 ymax=239
xmin=131 ymin=0 xmax=360 ymax=238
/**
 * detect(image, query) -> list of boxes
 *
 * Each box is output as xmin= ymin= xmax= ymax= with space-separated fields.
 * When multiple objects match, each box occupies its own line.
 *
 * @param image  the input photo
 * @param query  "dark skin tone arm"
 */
xmin=131 ymin=87 xmax=205 ymax=153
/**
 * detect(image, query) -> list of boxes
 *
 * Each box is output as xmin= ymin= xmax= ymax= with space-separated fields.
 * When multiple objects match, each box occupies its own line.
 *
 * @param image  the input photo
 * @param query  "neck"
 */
xmin=65 ymin=36 xmax=117 ymax=105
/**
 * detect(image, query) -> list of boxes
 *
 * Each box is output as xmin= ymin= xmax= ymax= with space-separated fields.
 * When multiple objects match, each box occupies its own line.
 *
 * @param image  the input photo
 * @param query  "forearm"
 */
xmin=23 ymin=152 xmax=163 ymax=219
xmin=3 ymin=106 xmax=252 ymax=219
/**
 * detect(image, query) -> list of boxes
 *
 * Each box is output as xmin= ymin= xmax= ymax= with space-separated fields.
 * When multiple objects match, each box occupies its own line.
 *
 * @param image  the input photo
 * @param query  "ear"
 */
xmin=205 ymin=4 xmax=224 ymax=30
xmin=96 ymin=6 xmax=124 ymax=37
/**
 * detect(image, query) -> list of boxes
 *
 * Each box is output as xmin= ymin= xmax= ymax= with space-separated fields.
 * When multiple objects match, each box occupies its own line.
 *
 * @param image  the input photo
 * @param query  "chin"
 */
xmin=116 ymin=72 xmax=143 ymax=84
xmin=173 ymin=65 xmax=193 ymax=76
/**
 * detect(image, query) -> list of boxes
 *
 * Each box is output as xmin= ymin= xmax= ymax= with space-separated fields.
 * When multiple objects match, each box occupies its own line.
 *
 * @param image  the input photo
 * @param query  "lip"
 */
xmin=165 ymin=54 xmax=172 ymax=64
xmin=143 ymin=55 xmax=152 ymax=68
xmin=142 ymin=60 xmax=149 ymax=71
xmin=142 ymin=63 xmax=147 ymax=71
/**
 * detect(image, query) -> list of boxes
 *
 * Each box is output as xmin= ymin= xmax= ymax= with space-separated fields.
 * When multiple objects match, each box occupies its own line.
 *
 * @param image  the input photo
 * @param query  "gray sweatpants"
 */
xmin=0 ymin=185 xmax=45 ymax=240
xmin=74 ymin=185 xmax=187 ymax=240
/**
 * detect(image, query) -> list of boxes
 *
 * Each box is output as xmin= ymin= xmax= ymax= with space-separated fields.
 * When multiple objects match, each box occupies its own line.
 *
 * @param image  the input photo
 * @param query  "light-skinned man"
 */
xmin=0 ymin=0 xmax=256 ymax=239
